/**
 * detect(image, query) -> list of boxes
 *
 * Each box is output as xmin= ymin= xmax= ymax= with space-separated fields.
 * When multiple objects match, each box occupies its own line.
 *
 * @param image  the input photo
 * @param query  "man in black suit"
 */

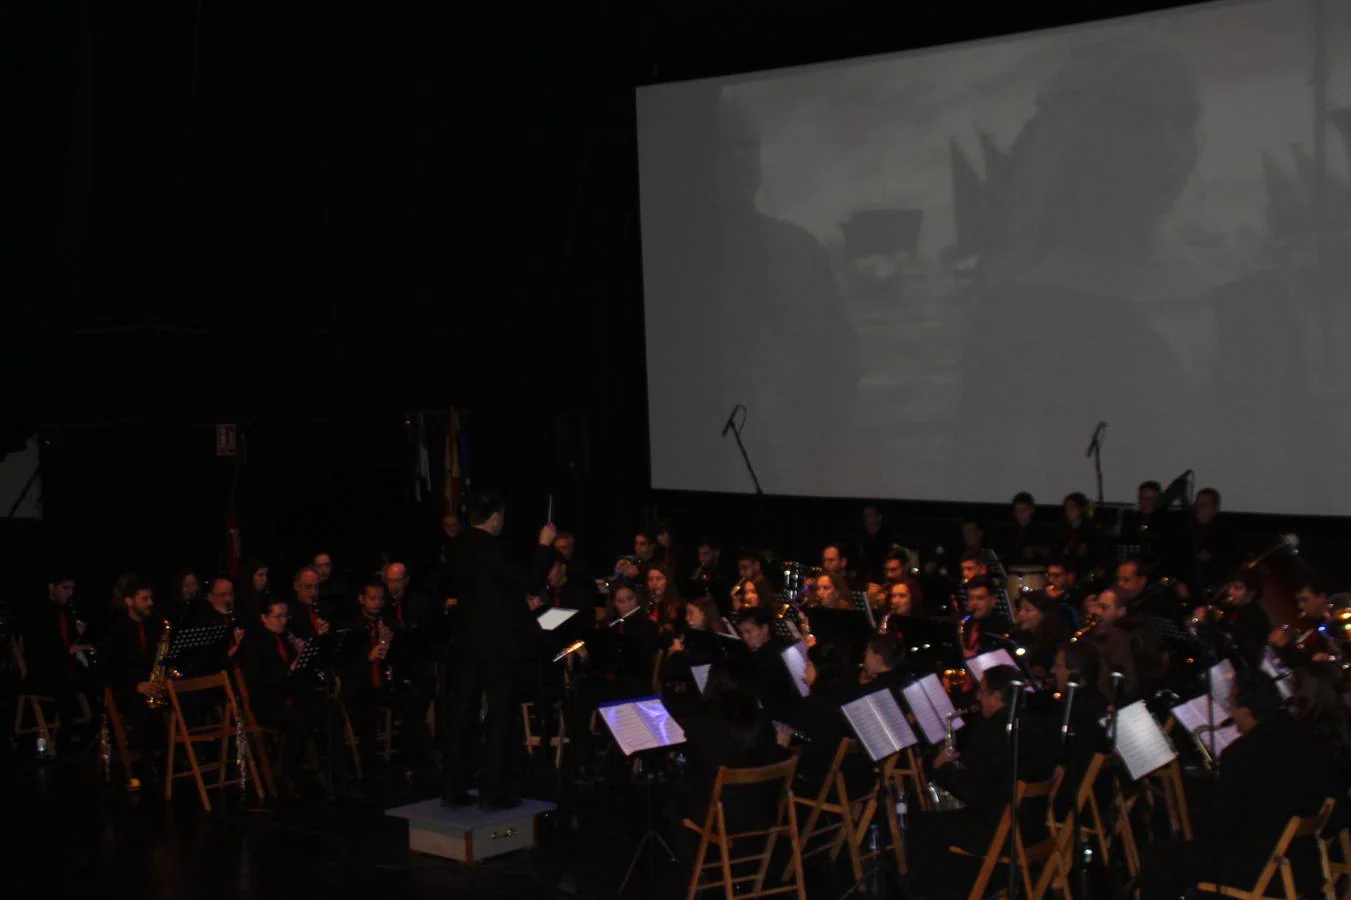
xmin=239 ymin=597 xmax=320 ymax=794
xmin=21 ymin=571 xmax=98 ymax=749
xmin=99 ymin=579 xmax=168 ymax=777
xmin=442 ymin=490 xmax=557 ymax=810
xmin=1138 ymin=671 xmax=1343 ymax=898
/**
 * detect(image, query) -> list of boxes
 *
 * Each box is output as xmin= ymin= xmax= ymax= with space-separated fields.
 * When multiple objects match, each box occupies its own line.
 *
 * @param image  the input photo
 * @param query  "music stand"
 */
xmin=307 ymin=627 xmax=354 ymax=799
xmin=599 ymin=697 xmax=686 ymax=897
xmin=169 ymin=623 xmax=230 ymax=662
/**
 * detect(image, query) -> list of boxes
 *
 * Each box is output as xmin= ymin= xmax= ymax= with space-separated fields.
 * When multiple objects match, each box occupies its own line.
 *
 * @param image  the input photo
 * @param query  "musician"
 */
xmin=551 ymin=529 xmax=590 ymax=582
xmin=658 ymin=596 xmax=721 ymax=718
xmin=540 ymin=551 xmax=596 ymax=612
xmin=342 ymin=578 xmax=433 ymax=780
xmin=239 ymin=598 xmax=320 ymax=795
xmin=1084 ymin=588 xmax=1160 ymax=702
xmin=685 ymin=537 xmax=729 ymax=602
xmin=1044 ymin=559 xmax=1079 ymax=608
xmin=822 ymin=543 xmax=862 ymax=591
xmin=1138 ymin=671 xmax=1343 ymax=899
xmin=732 ymin=577 xmax=764 ymax=612
xmin=811 ymin=573 xmax=853 ymax=611
xmin=182 ymin=577 xmax=246 ymax=676
xmin=867 ymin=550 xmax=914 ymax=609
xmin=288 ymin=566 xmax=333 ymax=641
xmin=786 ymin=642 xmax=868 ymax=797
xmin=1193 ymin=568 xmax=1270 ymax=669
xmin=1118 ymin=480 xmax=1174 ymax=558
xmin=21 ymin=571 xmax=98 ymax=750
xmin=958 ymin=550 xmax=989 ymax=585
xmin=647 ymin=564 xmax=685 ymax=634
xmin=312 ymin=551 xmax=350 ymax=609
xmin=607 ymin=584 xmax=661 ymax=698
xmin=907 ymin=665 xmax=1056 ymax=899
xmin=960 ymin=576 xmax=1011 ymax=658
xmin=998 ymin=491 xmax=1052 ymax=566
xmin=735 ymin=605 xmax=799 ymax=724
xmin=861 ymin=633 xmax=908 ymax=690
xmin=1290 ymin=662 xmax=1351 ymax=781
xmin=1054 ymin=492 xmax=1105 ymax=578
xmin=236 ymin=560 xmax=271 ymax=623
xmin=1013 ymin=591 xmax=1069 ymax=689
xmin=881 ymin=578 xmax=924 ymax=634
xmin=1188 ymin=487 xmax=1238 ymax=594
xmin=99 ymin=579 xmax=167 ymax=773
xmin=443 ymin=490 xmax=557 ymax=811
xmin=1269 ymin=575 xmax=1335 ymax=668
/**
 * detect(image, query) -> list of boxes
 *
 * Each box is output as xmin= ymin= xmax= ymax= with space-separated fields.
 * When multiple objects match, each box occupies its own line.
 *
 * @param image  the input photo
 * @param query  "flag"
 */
xmin=445 ymin=409 xmax=468 ymax=517
xmin=412 ymin=413 xmax=431 ymax=503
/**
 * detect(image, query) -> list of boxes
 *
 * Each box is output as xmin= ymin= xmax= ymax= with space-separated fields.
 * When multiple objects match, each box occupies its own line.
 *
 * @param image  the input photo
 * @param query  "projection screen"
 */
xmin=637 ymin=0 xmax=1351 ymax=515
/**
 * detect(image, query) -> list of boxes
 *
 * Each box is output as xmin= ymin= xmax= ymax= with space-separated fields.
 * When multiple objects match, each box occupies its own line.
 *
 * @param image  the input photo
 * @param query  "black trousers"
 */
xmin=444 ymin=653 xmax=519 ymax=804
xmin=254 ymin=696 xmax=318 ymax=780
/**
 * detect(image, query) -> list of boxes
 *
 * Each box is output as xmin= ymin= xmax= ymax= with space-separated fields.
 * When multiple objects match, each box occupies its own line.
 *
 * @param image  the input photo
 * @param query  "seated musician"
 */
xmin=99 ymin=579 xmax=168 ymax=779
xmin=609 ymin=584 xmax=660 ymax=698
xmin=881 ymin=576 xmax=925 ymax=633
xmin=785 ymin=642 xmax=871 ymax=799
xmin=861 ymin=633 xmax=908 ymax=690
xmin=1044 ymin=559 xmax=1080 ymax=614
xmin=1290 ymin=662 xmax=1351 ymax=785
xmin=21 ymin=571 xmax=98 ymax=752
xmin=1191 ymin=567 xmax=1269 ymax=669
xmin=866 ymin=550 xmax=914 ymax=609
xmin=239 ymin=598 xmax=321 ymax=796
xmin=907 ymin=664 xmax=1056 ymax=900
xmin=667 ymin=661 xmax=788 ymax=862
xmin=1138 ymin=671 xmax=1344 ymax=899
xmin=647 ymin=564 xmax=685 ymax=635
xmin=735 ymin=606 xmax=800 ymax=725
xmin=1268 ymin=575 xmax=1334 ymax=668
xmin=811 ymin=573 xmax=853 ymax=611
xmin=288 ymin=565 xmax=333 ymax=641
xmin=732 ymin=577 xmax=764 ymax=612
xmin=659 ymin=596 xmax=722 ymax=719
xmin=958 ymin=550 xmax=989 ymax=584
xmin=182 ymin=576 xmax=246 ymax=676
xmin=1013 ymin=591 xmax=1068 ymax=690
xmin=960 ymin=576 xmax=1011 ymax=659
xmin=1084 ymin=588 xmax=1160 ymax=703
xmin=341 ymin=579 xmax=433 ymax=779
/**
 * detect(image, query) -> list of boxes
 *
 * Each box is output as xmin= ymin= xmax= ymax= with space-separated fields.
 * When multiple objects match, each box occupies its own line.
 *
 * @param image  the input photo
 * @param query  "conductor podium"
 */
xmin=387 ymin=796 xmax=558 ymax=864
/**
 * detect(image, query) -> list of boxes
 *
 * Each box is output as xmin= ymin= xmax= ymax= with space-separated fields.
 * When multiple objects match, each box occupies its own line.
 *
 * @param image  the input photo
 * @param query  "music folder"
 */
xmin=1114 ymin=700 xmax=1177 ymax=780
xmin=1208 ymin=659 xmax=1236 ymax=713
xmin=292 ymin=637 xmax=322 ymax=673
xmin=1261 ymin=647 xmax=1294 ymax=699
xmin=780 ymin=641 xmax=811 ymax=698
xmin=691 ymin=663 xmax=711 ymax=694
xmin=900 ymin=673 xmax=963 ymax=746
xmin=536 ymin=608 xmax=578 ymax=631
xmin=597 ymin=696 xmax=687 ymax=756
xmin=843 ymin=688 xmax=919 ymax=762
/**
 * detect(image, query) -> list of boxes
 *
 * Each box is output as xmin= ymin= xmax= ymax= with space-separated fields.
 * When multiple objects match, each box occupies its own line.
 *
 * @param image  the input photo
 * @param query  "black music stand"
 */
xmin=304 ymin=627 xmax=354 ymax=799
xmin=599 ymin=697 xmax=686 ymax=897
xmin=169 ymin=623 xmax=230 ymax=662
xmin=552 ymin=638 xmax=588 ymax=809
xmin=1059 ymin=682 xmax=1090 ymax=900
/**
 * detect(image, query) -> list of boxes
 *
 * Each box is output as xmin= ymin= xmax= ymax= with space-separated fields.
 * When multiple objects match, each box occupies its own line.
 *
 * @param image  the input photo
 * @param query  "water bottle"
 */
xmin=36 ymin=733 xmax=48 ymax=759
xmin=894 ymin=779 xmax=908 ymax=831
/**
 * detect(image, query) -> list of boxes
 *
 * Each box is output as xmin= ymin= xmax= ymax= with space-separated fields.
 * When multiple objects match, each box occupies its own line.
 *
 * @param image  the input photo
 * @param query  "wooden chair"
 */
xmin=11 ymin=638 xmax=92 ymax=754
xmin=1197 ymin=797 xmax=1335 ymax=900
xmin=164 ymin=673 xmax=266 ymax=811
xmin=230 ymin=667 xmax=279 ymax=799
xmin=102 ymin=687 xmax=136 ymax=784
xmin=947 ymin=768 xmax=1069 ymax=900
xmin=1048 ymin=753 xmax=1112 ymax=872
xmin=682 ymin=758 xmax=807 ymax=900
xmin=1327 ymin=828 xmax=1351 ymax=900
xmin=521 ymin=700 xmax=567 ymax=768
xmin=784 ymin=738 xmax=875 ymax=883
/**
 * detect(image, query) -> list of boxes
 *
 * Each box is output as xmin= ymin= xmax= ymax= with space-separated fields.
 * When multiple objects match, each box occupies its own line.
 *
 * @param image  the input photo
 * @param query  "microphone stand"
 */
xmin=1006 ymin=681 xmax=1025 ymax=900
xmin=721 ymin=404 xmax=763 ymax=495
xmin=1061 ymin=681 xmax=1088 ymax=900
xmin=1104 ymin=673 xmax=1129 ymax=900
xmin=1084 ymin=423 xmax=1106 ymax=507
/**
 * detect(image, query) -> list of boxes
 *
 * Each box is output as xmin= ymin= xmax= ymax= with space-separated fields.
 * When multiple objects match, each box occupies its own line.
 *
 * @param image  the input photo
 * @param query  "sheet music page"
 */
xmin=1261 ymin=648 xmax=1294 ymax=699
xmin=691 ymin=664 xmax=711 ymax=694
xmin=1209 ymin=723 xmax=1241 ymax=756
xmin=781 ymin=641 xmax=811 ymax=697
xmin=1169 ymin=696 xmax=1207 ymax=733
xmin=1114 ymin=701 xmax=1177 ymax=780
xmin=902 ymin=681 xmax=946 ymax=745
xmin=635 ymin=696 xmax=687 ymax=748
xmin=871 ymin=690 xmax=918 ymax=752
xmin=598 ymin=698 xmax=686 ymax=755
xmin=1208 ymin=659 xmax=1236 ymax=714
xmin=919 ymin=674 xmax=963 ymax=732
xmin=842 ymin=694 xmax=896 ymax=761
xmin=966 ymin=649 xmax=1017 ymax=683
xmin=719 ymin=618 xmax=741 ymax=639
xmin=536 ymin=608 xmax=578 ymax=631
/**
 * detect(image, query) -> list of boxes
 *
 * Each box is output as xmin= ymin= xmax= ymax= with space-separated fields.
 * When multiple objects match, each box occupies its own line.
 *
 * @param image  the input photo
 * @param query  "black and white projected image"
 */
xmin=638 ymin=0 xmax=1351 ymax=514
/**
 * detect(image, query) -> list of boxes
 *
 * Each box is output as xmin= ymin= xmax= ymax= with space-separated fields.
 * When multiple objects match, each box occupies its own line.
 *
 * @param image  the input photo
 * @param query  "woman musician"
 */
xmin=1012 ymin=590 xmax=1069 ymax=691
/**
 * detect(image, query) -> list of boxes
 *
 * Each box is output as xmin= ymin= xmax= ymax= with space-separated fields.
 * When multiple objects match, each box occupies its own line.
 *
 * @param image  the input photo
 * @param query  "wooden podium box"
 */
xmin=386 ymin=797 xmax=557 ymax=864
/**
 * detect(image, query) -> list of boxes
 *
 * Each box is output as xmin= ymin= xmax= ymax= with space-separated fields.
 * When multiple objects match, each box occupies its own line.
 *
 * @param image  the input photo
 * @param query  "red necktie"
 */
xmin=369 ymin=621 xmax=381 ymax=687
xmin=395 ymin=599 xmax=404 ymax=625
xmin=275 ymin=636 xmax=290 ymax=665
xmin=137 ymin=622 xmax=147 ymax=657
xmin=309 ymin=608 xmax=322 ymax=635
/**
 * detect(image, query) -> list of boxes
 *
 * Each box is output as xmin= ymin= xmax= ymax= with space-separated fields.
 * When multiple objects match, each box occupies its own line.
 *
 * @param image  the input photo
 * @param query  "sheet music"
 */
xmin=1261 ymin=648 xmax=1294 ymax=699
xmin=781 ymin=641 xmax=811 ymax=697
xmin=719 ymin=618 xmax=741 ymax=639
xmin=1208 ymin=659 xmax=1236 ymax=714
xmin=691 ymin=664 xmax=711 ymax=694
xmin=536 ymin=608 xmax=578 ymax=631
xmin=966 ymin=649 xmax=1017 ymax=683
xmin=598 ymin=697 xmax=687 ymax=756
xmin=919 ymin=674 xmax=963 ymax=732
xmin=902 ymin=681 xmax=946 ymax=745
xmin=843 ymin=695 xmax=894 ymax=761
xmin=1114 ymin=701 xmax=1177 ymax=780
xmin=1170 ymin=696 xmax=1240 ymax=759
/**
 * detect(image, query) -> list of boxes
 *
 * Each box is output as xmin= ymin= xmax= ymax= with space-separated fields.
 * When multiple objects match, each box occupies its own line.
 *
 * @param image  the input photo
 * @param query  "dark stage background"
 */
xmin=3 ymin=1 xmax=1348 ymax=599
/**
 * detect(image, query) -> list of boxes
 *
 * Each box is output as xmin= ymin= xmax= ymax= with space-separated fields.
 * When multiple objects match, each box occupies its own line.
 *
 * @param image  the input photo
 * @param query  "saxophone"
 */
xmin=926 ymin=708 xmax=968 ymax=811
xmin=146 ymin=622 xmax=173 ymax=709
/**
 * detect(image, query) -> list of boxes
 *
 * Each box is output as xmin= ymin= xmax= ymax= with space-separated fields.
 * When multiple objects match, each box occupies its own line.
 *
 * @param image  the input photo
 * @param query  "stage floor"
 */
xmin=2 ymin=751 xmax=892 ymax=899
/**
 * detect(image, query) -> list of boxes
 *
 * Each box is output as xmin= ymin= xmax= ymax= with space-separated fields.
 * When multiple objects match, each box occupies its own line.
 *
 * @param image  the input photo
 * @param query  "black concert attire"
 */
xmin=611 ymin=612 xmax=661 ymax=700
xmin=99 ymin=612 xmax=168 ymax=761
xmin=21 ymin=601 xmax=99 ymax=742
xmin=659 ymin=630 xmax=718 ymax=722
xmin=962 ymin=610 xmax=1012 ymax=659
xmin=1204 ymin=599 xmax=1271 ymax=671
xmin=386 ymin=587 xmax=439 ymax=698
xmin=442 ymin=527 xmax=555 ymax=807
xmin=287 ymin=599 xmax=334 ymax=642
xmin=1187 ymin=515 xmax=1239 ymax=594
xmin=180 ymin=604 xmax=240 ymax=678
xmin=1139 ymin=710 xmax=1344 ymax=898
xmin=998 ymin=521 xmax=1052 ymax=567
xmin=1086 ymin=617 xmax=1161 ymax=703
xmin=1054 ymin=520 xmax=1105 ymax=579
xmin=239 ymin=628 xmax=319 ymax=782
xmin=908 ymin=709 xmax=1057 ymax=899
xmin=342 ymin=613 xmax=432 ymax=774
xmin=742 ymin=641 xmax=800 ymax=726
xmin=790 ymin=681 xmax=871 ymax=799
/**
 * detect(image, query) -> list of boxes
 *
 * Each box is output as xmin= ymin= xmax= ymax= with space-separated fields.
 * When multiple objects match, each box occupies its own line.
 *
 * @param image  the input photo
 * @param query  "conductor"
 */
xmin=443 ymin=489 xmax=557 ymax=811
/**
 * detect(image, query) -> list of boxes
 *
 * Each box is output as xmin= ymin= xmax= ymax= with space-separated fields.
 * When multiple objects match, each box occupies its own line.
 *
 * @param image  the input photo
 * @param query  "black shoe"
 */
xmin=480 ymin=795 xmax=521 ymax=812
xmin=442 ymin=791 xmax=476 ymax=808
